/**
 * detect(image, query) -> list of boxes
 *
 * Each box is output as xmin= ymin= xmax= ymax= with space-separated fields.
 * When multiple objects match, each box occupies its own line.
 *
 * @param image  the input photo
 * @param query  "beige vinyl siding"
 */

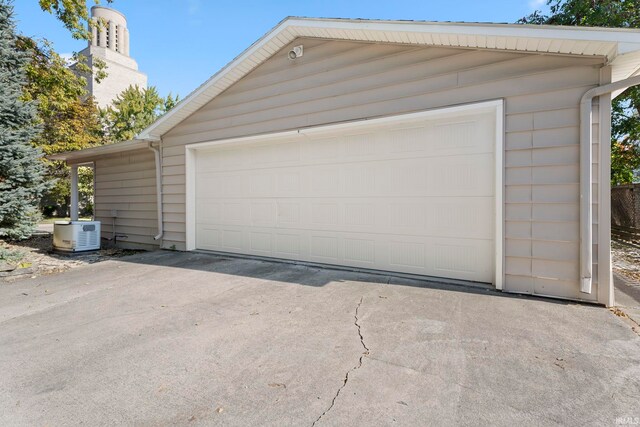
xmin=161 ymin=38 xmax=606 ymax=301
xmin=93 ymin=149 xmax=159 ymax=250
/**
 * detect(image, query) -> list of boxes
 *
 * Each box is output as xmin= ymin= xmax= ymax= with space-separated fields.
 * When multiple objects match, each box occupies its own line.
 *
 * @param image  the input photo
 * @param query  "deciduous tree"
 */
xmin=38 ymin=0 xmax=113 ymax=41
xmin=18 ymin=36 xmax=104 ymax=213
xmin=519 ymin=0 xmax=640 ymax=184
xmin=101 ymin=85 xmax=179 ymax=143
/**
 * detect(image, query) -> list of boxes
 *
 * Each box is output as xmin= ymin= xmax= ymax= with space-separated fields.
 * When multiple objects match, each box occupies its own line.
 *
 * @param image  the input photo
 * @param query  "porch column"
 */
xmin=70 ymin=164 xmax=79 ymax=221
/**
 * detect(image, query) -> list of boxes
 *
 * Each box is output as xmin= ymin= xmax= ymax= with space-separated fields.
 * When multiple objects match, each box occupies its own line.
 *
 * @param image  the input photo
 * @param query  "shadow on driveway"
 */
xmin=115 ymin=249 xmax=569 ymax=304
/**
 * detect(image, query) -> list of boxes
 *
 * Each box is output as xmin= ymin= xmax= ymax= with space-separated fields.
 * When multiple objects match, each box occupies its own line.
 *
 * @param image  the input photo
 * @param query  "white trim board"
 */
xmin=185 ymin=99 xmax=505 ymax=288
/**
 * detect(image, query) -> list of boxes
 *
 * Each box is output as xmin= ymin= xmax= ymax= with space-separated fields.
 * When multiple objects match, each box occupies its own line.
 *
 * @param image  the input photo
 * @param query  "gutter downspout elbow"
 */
xmin=579 ymin=74 xmax=640 ymax=294
xmin=148 ymin=141 xmax=163 ymax=241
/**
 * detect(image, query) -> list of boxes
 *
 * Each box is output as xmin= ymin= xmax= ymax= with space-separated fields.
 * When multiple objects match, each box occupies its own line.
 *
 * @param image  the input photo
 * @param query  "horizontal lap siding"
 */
xmin=161 ymin=38 xmax=605 ymax=301
xmin=94 ymin=149 xmax=159 ymax=250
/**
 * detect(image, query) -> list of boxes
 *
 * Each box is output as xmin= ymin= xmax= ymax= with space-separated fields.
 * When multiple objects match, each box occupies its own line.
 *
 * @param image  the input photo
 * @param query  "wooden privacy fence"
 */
xmin=611 ymin=183 xmax=640 ymax=245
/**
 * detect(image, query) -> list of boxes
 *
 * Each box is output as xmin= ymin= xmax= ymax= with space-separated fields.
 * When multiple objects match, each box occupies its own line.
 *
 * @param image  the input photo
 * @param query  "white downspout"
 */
xmin=580 ymin=74 xmax=640 ymax=294
xmin=148 ymin=141 xmax=163 ymax=241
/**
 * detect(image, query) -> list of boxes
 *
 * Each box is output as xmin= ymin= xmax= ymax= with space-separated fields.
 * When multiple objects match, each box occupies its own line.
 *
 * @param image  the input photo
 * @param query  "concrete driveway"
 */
xmin=0 ymin=251 xmax=638 ymax=426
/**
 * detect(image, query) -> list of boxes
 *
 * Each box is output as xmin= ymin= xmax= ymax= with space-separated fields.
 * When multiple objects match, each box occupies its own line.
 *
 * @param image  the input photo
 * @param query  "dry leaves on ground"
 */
xmin=1 ymin=232 xmax=142 ymax=282
xmin=612 ymin=240 xmax=640 ymax=284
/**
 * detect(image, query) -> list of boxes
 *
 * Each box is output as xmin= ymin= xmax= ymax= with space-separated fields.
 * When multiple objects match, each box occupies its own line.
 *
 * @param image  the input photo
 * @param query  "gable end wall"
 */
xmin=158 ymin=38 xmax=608 ymax=301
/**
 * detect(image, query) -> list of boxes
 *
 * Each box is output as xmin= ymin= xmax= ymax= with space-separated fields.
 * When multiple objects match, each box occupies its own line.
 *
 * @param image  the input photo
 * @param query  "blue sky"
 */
xmin=13 ymin=0 xmax=548 ymax=99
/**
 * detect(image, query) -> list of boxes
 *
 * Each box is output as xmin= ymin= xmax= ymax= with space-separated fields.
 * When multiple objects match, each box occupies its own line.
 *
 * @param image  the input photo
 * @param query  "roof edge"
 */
xmin=286 ymin=16 xmax=640 ymax=34
xmin=48 ymin=139 xmax=147 ymax=162
xmin=136 ymin=16 xmax=640 ymax=140
xmin=137 ymin=17 xmax=292 ymax=140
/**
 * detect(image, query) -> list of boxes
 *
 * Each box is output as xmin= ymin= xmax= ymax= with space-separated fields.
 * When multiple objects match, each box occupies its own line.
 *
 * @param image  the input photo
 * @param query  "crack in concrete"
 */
xmin=355 ymin=297 xmax=370 ymax=354
xmin=312 ymin=297 xmax=369 ymax=426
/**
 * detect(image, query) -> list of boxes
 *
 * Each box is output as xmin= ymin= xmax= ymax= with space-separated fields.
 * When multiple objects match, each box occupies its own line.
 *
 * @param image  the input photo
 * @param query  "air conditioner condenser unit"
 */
xmin=53 ymin=221 xmax=101 ymax=252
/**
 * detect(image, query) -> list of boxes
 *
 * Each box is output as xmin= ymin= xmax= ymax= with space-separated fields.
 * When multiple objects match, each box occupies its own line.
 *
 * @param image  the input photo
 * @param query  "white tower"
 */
xmin=79 ymin=6 xmax=147 ymax=108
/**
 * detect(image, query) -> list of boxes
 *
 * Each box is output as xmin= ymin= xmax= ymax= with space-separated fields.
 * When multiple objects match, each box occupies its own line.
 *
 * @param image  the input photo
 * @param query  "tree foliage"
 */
xmin=35 ymin=0 xmax=109 ymax=88
xmin=18 ymin=35 xmax=104 ymax=212
xmin=519 ymin=0 xmax=640 ymax=184
xmin=38 ymin=0 xmax=113 ymax=41
xmin=518 ymin=0 xmax=640 ymax=27
xmin=101 ymin=85 xmax=179 ymax=143
xmin=19 ymin=37 xmax=103 ymax=155
xmin=611 ymin=86 xmax=640 ymax=184
xmin=0 ymin=0 xmax=49 ymax=239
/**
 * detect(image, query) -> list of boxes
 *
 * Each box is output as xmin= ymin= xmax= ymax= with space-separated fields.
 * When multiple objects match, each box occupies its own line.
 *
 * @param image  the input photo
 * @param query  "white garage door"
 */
xmin=190 ymin=104 xmax=499 ymax=283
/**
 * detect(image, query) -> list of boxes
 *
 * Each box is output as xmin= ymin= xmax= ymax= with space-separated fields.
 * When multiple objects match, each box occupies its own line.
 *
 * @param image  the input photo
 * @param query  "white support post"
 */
xmin=70 ymin=164 xmax=79 ymax=221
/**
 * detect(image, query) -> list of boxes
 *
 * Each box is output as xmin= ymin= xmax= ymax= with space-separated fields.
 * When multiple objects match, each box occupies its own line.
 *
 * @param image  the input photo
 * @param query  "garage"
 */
xmin=186 ymin=101 xmax=503 ymax=285
xmin=53 ymin=18 xmax=640 ymax=303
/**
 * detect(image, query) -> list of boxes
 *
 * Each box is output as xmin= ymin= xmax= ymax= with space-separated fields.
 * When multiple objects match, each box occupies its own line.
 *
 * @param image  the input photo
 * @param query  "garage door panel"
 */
xmin=197 ymin=113 xmax=495 ymax=175
xmin=196 ymin=147 xmax=247 ymax=172
xmin=388 ymin=197 xmax=494 ymax=239
xmin=222 ymin=229 xmax=244 ymax=252
xmin=249 ymin=230 xmax=273 ymax=254
xmin=344 ymin=202 xmax=377 ymax=228
xmin=198 ymin=226 xmax=220 ymax=248
xmin=198 ymin=197 xmax=492 ymax=239
xmin=277 ymin=171 xmax=302 ymax=195
xmin=193 ymin=107 xmax=496 ymax=282
xmin=195 ymin=224 xmax=493 ymax=282
xmin=276 ymin=201 xmax=301 ymax=226
xmin=310 ymin=167 xmax=341 ymax=195
xmin=251 ymin=140 xmax=301 ymax=166
xmin=196 ymin=155 xmax=494 ymax=199
xmin=196 ymin=173 xmax=249 ymax=198
xmin=309 ymin=233 xmax=340 ymax=263
xmin=304 ymin=111 xmax=495 ymax=162
xmin=430 ymin=238 xmax=494 ymax=281
xmin=249 ymin=172 xmax=276 ymax=197
xmin=223 ymin=202 xmax=248 ymax=224
xmin=196 ymin=200 xmax=220 ymax=222
xmin=250 ymin=201 xmax=277 ymax=226
xmin=275 ymin=232 xmax=302 ymax=258
xmin=303 ymin=133 xmax=338 ymax=156
xmin=338 ymin=132 xmax=375 ymax=158
xmin=310 ymin=202 xmax=339 ymax=226
xmin=197 ymin=226 xmax=247 ymax=253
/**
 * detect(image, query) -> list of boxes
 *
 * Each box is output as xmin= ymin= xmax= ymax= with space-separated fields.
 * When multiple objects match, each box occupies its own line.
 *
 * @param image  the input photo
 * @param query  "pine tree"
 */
xmin=0 ymin=0 xmax=48 ymax=240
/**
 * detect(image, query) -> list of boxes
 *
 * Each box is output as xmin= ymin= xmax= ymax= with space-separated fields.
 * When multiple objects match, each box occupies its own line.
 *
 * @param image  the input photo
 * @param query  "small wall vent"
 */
xmin=288 ymin=45 xmax=303 ymax=60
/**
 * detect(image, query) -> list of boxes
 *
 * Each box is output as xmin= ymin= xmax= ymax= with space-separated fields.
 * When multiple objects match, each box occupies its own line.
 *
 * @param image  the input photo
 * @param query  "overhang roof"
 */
xmin=137 ymin=16 xmax=640 ymax=140
xmin=48 ymin=139 xmax=147 ymax=162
